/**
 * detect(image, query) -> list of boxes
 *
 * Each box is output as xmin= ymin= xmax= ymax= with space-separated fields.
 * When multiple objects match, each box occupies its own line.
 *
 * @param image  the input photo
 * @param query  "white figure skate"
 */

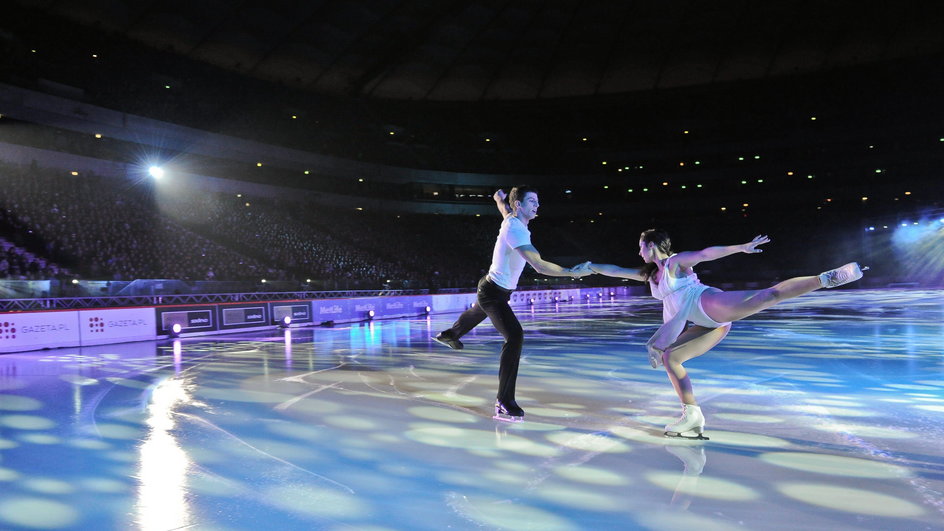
xmin=819 ymin=262 xmax=867 ymax=289
xmin=664 ymin=404 xmax=708 ymax=440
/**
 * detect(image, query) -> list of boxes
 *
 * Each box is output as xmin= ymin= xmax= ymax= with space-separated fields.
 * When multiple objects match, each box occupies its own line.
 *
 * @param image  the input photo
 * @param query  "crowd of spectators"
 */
xmin=146 ymin=181 xmax=565 ymax=289
xmin=0 ymin=161 xmax=523 ymax=288
xmin=0 ymin=158 xmax=929 ymax=291
xmin=0 ymin=236 xmax=66 ymax=280
xmin=0 ymin=162 xmax=276 ymax=283
xmin=0 ymin=161 xmax=637 ymax=290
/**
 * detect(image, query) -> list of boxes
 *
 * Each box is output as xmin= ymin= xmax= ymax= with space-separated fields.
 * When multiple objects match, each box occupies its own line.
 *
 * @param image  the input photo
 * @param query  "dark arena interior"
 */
xmin=0 ymin=2 xmax=942 ymax=529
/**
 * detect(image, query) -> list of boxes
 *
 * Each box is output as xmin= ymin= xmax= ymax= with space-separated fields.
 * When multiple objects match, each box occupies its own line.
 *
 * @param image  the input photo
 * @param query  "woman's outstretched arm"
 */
xmin=672 ymin=235 xmax=769 ymax=269
xmin=588 ymin=263 xmax=646 ymax=282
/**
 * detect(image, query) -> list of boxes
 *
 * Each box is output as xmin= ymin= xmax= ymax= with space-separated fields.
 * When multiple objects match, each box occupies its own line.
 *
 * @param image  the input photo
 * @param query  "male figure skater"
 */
xmin=433 ymin=186 xmax=591 ymax=421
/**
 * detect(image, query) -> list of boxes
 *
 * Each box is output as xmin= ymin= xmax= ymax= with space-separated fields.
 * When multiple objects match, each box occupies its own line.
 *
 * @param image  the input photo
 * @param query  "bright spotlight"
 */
xmin=148 ymin=166 xmax=164 ymax=179
xmin=367 ymin=309 xmax=375 ymax=320
xmin=280 ymin=316 xmax=292 ymax=328
xmin=170 ymin=323 xmax=182 ymax=337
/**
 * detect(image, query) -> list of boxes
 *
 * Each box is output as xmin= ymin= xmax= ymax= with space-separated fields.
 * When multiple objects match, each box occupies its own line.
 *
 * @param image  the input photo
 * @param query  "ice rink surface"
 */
xmin=0 ymin=289 xmax=942 ymax=530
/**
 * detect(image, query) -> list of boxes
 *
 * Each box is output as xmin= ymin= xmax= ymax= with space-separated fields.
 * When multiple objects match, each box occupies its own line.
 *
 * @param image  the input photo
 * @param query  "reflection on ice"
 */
xmin=135 ymin=377 xmax=193 ymax=531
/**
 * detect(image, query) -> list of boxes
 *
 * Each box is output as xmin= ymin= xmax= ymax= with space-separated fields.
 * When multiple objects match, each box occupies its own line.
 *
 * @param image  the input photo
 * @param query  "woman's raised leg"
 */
xmin=700 ymin=262 xmax=866 ymax=324
xmin=699 ymin=276 xmax=822 ymax=324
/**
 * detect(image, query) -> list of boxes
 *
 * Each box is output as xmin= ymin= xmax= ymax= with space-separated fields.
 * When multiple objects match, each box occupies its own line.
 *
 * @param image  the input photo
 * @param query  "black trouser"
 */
xmin=441 ymin=276 xmax=523 ymax=404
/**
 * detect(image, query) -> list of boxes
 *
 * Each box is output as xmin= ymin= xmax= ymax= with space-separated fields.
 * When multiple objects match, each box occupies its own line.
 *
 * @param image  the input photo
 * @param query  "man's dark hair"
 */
xmin=508 ymin=185 xmax=538 ymax=212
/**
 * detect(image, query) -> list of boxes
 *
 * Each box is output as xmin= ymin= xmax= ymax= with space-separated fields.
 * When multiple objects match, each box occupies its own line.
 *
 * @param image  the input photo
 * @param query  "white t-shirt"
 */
xmin=486 ymin=215 xmax=532 ymax=290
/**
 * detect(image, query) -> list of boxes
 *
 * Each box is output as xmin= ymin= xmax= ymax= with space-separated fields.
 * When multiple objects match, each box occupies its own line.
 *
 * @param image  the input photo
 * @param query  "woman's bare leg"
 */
xmin=662 ymin=324 xmax=731 ymax=405
xmin=700 ymin=276 xmax=822 ymax=324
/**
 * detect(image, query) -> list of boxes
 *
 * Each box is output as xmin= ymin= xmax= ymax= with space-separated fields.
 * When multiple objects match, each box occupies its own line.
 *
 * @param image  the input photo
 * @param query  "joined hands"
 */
xmin=568 ymin=261 xmax=594 ymax=277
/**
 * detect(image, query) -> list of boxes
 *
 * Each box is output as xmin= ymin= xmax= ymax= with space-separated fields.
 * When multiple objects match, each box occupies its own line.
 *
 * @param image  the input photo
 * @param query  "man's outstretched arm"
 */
xmin=515 ymin=245 xmax=591 ymax=277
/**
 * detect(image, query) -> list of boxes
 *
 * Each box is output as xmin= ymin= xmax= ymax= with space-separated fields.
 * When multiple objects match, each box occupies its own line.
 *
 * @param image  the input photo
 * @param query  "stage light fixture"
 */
xmin=424 ymin=306 xmax=431 ymax=315
xmin=280 ymin=316 xmax=292 ymax=328
xmin=529 ymin=298 xmax=535 ymax=305
xmin=170 ymin=323 xmax=182 ymax=337
xmin=367 ymin=310 xmax=375 ymax=320
xmin=148 ymin=166 xmax=164 ymax=179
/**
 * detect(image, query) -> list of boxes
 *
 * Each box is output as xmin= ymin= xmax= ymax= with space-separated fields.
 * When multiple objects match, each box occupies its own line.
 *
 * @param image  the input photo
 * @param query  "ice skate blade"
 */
xmin=664 ymin=431 xmax=709 ymax=440
xmin=493 ymin=413 xmax=524 ymax=423
xmin=431 ymin=336 xmax=462 ymax=350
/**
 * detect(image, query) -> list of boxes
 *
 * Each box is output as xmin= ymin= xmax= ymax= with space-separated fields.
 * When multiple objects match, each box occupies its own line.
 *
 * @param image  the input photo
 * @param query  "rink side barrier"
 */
xmin=0 ymin=287 xmax=636 ymax=353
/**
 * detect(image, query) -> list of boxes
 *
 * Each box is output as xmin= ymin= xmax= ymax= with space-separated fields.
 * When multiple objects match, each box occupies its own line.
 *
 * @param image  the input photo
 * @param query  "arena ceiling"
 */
xmin=17 ymin=0 xmax=944 ymax=102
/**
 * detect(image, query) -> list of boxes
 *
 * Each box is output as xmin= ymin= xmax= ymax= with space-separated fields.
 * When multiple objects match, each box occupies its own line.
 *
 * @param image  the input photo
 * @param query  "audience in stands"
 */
xmin=0 ymin=162 xmax=528 ymax=289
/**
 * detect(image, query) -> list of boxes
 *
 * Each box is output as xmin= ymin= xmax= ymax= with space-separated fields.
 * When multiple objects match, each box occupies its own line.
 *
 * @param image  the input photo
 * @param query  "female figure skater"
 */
xmin=589 ymin=229 xmax=865 ymax=439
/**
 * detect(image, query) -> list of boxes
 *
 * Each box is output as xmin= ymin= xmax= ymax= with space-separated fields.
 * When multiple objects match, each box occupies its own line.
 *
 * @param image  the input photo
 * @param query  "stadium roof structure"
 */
xmin=18 ymin=0 xmax=944 ymax=102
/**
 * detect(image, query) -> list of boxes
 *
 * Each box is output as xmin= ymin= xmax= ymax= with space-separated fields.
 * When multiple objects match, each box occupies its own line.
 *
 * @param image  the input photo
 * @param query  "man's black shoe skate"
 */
xmin=432 ymin=332 xmax=463 ymax=350
xmin=494 ymin=400 xmax=524 ymax=422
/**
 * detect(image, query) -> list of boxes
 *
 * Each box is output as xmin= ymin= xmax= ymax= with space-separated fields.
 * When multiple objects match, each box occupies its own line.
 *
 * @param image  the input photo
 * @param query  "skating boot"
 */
xmin=432 ymin=332 xmax=463 ymax=350
xmin=494 ymin=399 xmax=524 ymax=422
xmin=664 ymin=404 xmax=708 ymax=440
xmin=819 ymin=262 xmax=868 ymax=289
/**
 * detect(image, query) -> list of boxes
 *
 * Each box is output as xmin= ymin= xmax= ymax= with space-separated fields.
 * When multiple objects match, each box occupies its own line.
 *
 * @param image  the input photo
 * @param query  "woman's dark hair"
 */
xmin=640 ymin=229 xmax=672 ymax=281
